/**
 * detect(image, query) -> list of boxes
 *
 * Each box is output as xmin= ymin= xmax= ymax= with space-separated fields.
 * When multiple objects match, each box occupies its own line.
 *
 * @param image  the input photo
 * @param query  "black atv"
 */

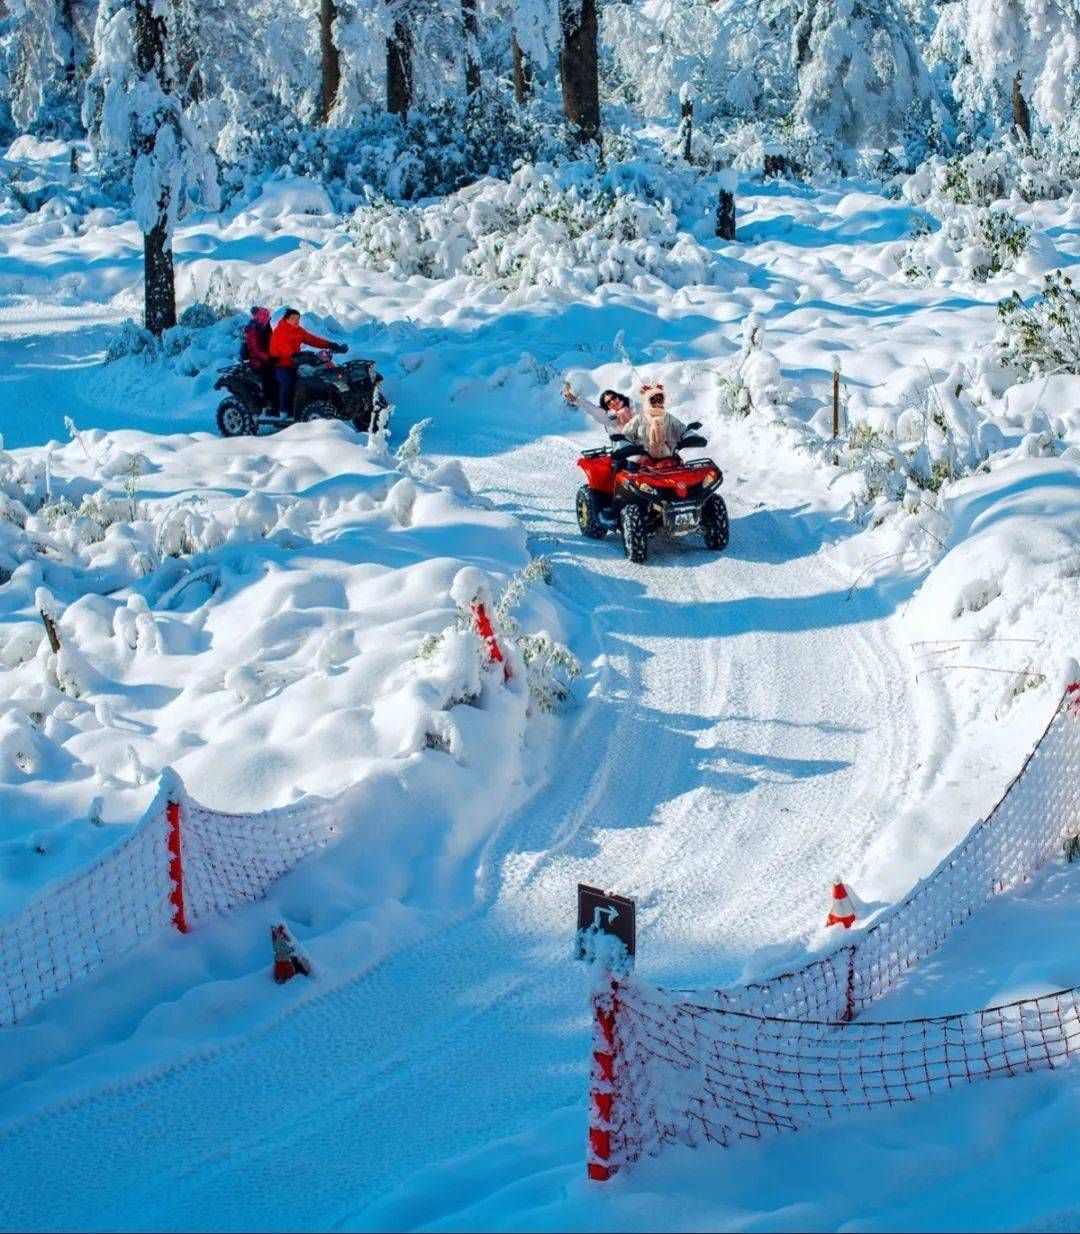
xmin=214 ymin=352 xmax=391 ymax=437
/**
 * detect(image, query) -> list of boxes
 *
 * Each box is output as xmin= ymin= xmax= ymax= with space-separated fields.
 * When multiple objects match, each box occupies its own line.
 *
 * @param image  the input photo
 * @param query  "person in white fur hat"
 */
xmin=621 ymin=382 xmax=687 ymax=459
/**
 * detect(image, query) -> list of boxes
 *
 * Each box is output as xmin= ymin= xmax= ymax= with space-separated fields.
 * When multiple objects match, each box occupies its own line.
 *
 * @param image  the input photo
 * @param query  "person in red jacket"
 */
xmin=269 ymin=308 xmax=347 ymax=418
xmin=243 ymin=306 xmax=276 ymax=409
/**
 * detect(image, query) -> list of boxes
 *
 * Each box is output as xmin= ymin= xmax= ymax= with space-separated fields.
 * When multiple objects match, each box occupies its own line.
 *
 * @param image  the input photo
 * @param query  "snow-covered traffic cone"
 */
xmin=270 ymin=922 xmax=312 ymax=984
xmin=826 ymin=879 xmax=856 ymax=929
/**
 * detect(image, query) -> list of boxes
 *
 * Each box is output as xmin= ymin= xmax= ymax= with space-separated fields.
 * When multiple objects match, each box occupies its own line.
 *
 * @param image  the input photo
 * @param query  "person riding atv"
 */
xmin=621 ymin=383 xmax=685 ymax=459
xmin=271 ymin=308 xmax=348 ymax=419
xmin=214 ymin=347 xmax=390 ymax=438
xmin=574 ymin=383 xmax=728 ymax=562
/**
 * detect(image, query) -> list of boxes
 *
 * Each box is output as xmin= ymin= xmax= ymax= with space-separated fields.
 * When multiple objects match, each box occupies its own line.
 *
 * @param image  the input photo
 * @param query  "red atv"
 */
xmin=575 ymin=422 xmax=729 ymax=563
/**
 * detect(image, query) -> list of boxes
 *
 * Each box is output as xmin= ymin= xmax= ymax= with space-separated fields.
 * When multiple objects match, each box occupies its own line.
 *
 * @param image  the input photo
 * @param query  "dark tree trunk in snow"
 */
xmin=1012 ymin=73 xmax=1032 ymax=144
xmin=320 ymin=0 xmax=341 ymax=120
xmin=387 ymin=13 xmax=413 ymax=115
xmin=144 ymin=214 xmax=176 ymax=336
xmin=559 ymin=0 xmax=599 ymax=147
xmin=680 ymin=94 xmax=693 ymax=162
xmin=134 ymin=0 xmax=176 ymax=335
xmin=462 ymin=0 xmax=481 ymax=97
xmin=512 ymin=33 xmax=532 ymax=104
xmin=60 ymin=0 xmax=77 ymax=84
xmin=716 ymin=187 xmax=736 ymax=241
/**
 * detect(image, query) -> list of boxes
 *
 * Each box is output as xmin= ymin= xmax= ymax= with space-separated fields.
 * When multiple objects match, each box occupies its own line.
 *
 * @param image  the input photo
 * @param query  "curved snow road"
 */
xmin=0 ymin=430 xmax=922 ymax=1231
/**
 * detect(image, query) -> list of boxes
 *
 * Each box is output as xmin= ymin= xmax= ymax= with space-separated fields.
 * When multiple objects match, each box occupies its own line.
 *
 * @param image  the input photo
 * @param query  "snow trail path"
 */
xmin=0 ymin=421 xmax=922 ymax=1230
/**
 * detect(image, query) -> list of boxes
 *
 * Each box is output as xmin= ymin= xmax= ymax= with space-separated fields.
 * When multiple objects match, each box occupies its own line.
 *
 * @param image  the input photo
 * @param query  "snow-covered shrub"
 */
xmin=104 ymin=311 xmax=243 ymax=374
xmin=494 ymin=558 xmax=580 ymax=714
xmin=346 ymin=161 xmax=716 ymax=295
xmin=997 ymin=270 xmax=1080 ymax=377
xmin=898 ymin=207 xmax=1030 ymax=284
xmin=716 ymin=314 xmax=794 ymax=421
xmin=223 ymin=95 xmax=554 ymax=208
xmin=903 ymin=138 xmax=1080 ymax=208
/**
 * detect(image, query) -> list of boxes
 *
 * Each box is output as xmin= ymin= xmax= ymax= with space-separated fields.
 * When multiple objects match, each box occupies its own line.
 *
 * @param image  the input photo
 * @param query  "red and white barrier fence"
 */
xmin=590 ymin=679 xmax=1080 ymax=1177
xmin=714 ymin=681 xmax=1080 ymax=1023
xmin=600 ymin=978 xmax=1080 ymax=1168
xmin=0 ymin=772 xmax=339 ymax=1027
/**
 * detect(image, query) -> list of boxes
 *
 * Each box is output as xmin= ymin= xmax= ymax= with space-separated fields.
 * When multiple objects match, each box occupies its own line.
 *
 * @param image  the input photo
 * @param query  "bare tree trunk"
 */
xmin=320 ymin=0 xmax=341 ymax=121
xmin=462 ymin=0 xmax=481 ymax=97
xmin=387 ymin=11 xmax=413 ymax=115
xmin=1012 ymin=72 xmax=1032 ymax=144
xmin=135 ymin=0 xmax=177 ymax=335
xmin=559 ymin=0 xmax=599 ymax=147
xmin=512 ymin=33 xmax=532 ymax=104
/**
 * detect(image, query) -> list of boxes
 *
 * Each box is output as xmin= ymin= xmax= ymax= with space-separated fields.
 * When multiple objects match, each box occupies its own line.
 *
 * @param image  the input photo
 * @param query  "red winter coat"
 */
xmin=244 ymin=321 xmax=272 ymax=369
xmin=270 ymin=319 xmax=331 ymax=368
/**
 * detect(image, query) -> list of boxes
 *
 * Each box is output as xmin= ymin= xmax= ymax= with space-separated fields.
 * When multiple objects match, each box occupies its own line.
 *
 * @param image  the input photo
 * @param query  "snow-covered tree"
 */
xmin=931 ymin=0 xmax=1080 ymax=139
xmin=0 ymin=0 xmax=90 ymax=134
xmin=792 ymin=0 xmax=939 ymax=153
xmin=84 ymin=0 xmax=218 ymax=333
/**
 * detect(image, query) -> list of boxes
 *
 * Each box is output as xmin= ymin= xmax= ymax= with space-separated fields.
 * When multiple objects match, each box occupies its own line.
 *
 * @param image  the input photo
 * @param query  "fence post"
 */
xmin=588 ymin=977 xmax=619 ymax=1180
xmin=832 ymin=356 xmax=841 ymax=466
xmin=841 ymin=947 xmax=856 ymax=1022
xmin=471 ymin=601 xmax=511 ymax=682
xmin=167 ymin=793 xmax=189 ymax=934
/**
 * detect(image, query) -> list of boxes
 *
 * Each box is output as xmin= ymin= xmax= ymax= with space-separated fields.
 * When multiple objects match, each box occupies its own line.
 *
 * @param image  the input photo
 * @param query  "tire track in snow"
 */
xmin=0 ymin=431 xmax=923 ymax=1231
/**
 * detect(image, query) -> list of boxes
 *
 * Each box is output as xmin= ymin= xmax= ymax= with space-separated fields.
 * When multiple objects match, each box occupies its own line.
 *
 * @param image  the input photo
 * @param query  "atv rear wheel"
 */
xmin=621 ymin=503 xmax=648 ymax=563
xmin=702 ymin=494 xmax=730 ymax=551
xmin=576 ymin=486 xmax=607 ymax=539
xmin=299 ymin=400 xmax=340 ymax=423
xmin=217 ymin=397 xmax=256 ymax=438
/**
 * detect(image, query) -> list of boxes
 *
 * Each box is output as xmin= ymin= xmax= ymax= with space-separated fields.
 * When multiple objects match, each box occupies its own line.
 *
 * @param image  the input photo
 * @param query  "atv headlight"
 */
xmin=634 ymin=480 xmax=658 ymax=495
xmin=702 ymin=468 xmax=719 ymax=488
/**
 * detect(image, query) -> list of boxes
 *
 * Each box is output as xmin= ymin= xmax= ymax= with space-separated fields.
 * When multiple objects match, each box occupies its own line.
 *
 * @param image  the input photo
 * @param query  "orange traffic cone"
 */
xmin=826 ymin=878 xmax=856 ymax=928
xmin=270 ymin=922 xmax=312 ymax=983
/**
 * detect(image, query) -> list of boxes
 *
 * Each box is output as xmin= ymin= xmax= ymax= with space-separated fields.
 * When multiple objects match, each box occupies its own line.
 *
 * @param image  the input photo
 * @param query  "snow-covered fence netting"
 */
xmin=589 ymin=680 xmax=1080 ymax=1178
xmin=0 ymin=774 xmax=341 ymax=1026
xmin=595 ymin=978 xmax=1080 ymax=1170
xmin=0 ymin=795 xmax=174 ymax=1027
xmin=715 ymin=681 xmax=1080 ymax=1023
xmin=180 ymin=795 xmax=339 ymax=925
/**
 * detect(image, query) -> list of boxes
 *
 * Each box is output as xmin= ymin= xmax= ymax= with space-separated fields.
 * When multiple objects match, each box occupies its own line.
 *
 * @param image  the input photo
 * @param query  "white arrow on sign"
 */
xmin=593 ymin=905 xmax=619 ymax=930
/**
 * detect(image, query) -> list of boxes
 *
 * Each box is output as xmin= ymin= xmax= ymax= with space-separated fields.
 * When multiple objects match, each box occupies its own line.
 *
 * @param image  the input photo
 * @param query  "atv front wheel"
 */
xmin=217 ymin=397 xmax=256 ymax=438
xmin=621 ymin=503 xmax=648 ymax=563
xmin=702 ymin=494 xmax=730 ymax=551
xmin=576 ymin=486 xmax=607 ymax=539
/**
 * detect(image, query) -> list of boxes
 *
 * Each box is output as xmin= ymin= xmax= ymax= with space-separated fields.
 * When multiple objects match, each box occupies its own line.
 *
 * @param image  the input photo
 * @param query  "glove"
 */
xmin=332 ymin=342 xmax=349 ymax=354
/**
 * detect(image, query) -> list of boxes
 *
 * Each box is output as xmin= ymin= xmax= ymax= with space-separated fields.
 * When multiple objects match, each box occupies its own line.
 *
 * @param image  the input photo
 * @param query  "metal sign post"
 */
xmin=577 ymin=883 xmax=636 ymax=1183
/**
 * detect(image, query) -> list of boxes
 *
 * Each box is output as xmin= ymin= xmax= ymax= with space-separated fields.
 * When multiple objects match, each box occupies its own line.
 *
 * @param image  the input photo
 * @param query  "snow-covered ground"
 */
xmin=1 ymin=141 xmax=1079 ymax=1231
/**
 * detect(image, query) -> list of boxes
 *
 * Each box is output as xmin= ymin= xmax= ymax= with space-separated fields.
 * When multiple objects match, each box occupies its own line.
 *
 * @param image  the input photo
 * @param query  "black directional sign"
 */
xmin=576 ymin=883 xmax=636 ymax=960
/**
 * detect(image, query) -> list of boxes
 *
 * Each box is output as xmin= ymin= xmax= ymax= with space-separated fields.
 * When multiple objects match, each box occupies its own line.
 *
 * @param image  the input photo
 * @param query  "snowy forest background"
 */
xmin=3 ymin=0 xmax=1080 ymax=333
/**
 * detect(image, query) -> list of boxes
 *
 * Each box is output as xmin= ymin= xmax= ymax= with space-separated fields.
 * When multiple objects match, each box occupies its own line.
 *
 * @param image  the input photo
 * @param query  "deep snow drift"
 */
xmin=0 ymin=139 xmax=1079 ymax=1231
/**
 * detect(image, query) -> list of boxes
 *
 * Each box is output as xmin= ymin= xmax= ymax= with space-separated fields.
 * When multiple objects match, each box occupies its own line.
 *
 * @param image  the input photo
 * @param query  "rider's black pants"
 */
xmin=275 ymin=367 xmax=298 ymax=418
